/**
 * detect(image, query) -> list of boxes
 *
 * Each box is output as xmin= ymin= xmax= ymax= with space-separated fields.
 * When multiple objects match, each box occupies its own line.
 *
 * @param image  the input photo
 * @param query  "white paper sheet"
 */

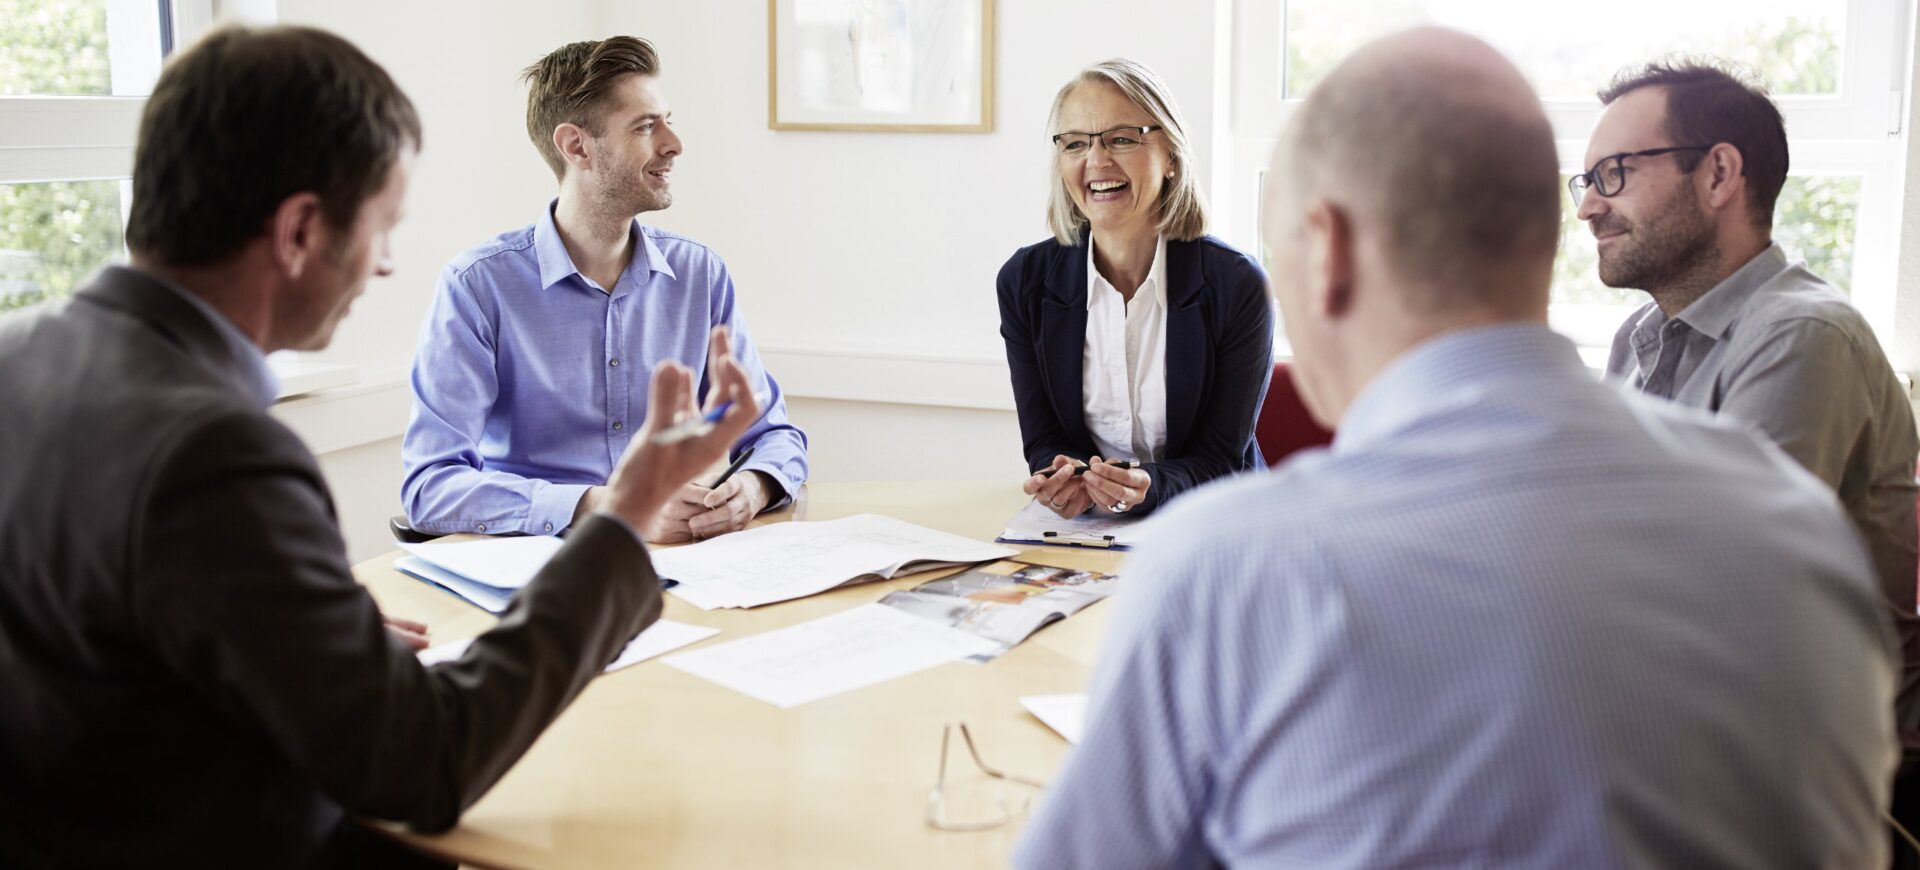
xmin=416 ymin=619 xmax=720 ymax=672
xmin=398 ymin=536 xmax=566 ymax=591
xmin=656 ymin=514 xmax=1016 ymax=610
xmin=1020 ymin=693 xmax=1089 ymax=744
xmin=661 ymin=603 xmax=1002 ymax=708
xmin=998 ymin=499 xmax=1146 ymax=549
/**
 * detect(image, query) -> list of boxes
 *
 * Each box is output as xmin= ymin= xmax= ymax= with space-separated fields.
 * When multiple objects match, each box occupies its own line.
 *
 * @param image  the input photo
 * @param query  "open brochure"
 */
xmin=878 ymin=559 xmax=1119 ymax=661
xmin=658 ymin=513 xmax=1017 ymax=610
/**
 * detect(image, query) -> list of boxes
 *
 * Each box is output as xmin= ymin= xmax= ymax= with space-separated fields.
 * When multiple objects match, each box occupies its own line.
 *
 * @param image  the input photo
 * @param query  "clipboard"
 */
xmin=997 ymin=500 xmax=1141 ymax=551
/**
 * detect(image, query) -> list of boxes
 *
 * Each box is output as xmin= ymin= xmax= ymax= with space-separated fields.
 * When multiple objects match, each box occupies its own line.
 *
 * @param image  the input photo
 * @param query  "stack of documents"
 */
xmin=395 ymin=536 xmax=568 ymax=613
xmin=662 ymin=604 xmax=1000 ymax=708
xmin=419 ymin=619 xmax=720 ymax=673
xmin=656 ymin=514 xmax=1016 ymax=609
xmin=997 ymin=499 xmax=1146 ymax=549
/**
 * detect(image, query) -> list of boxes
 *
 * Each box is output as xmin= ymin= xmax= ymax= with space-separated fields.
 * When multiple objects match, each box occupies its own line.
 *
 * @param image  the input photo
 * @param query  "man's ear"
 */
xmin=268 ymin=192 xmax=325 ymax=280
xmin=553 ymin=123 xmax=592 ymax=174
xmin=1303 ymin=199 xmax=1356 ymax=321
xmin=1698 ymin=142 xmax=1747 ymax=213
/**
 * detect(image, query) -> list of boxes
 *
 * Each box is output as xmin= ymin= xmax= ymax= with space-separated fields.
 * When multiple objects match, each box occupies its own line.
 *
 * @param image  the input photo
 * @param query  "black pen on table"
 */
xmin=709 ymin=447 xmax=755 ymax=488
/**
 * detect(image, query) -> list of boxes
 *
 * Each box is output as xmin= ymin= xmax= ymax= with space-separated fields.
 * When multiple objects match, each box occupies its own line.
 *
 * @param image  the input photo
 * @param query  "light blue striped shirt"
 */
xmin=401 ymin=202 xmax=808 ymax=536
xmin=1015 ymin=324 xmax=1895 ymax=869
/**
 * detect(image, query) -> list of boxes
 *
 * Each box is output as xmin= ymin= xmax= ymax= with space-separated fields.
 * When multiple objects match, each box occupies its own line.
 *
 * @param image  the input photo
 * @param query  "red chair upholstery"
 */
xmin=1255 ymin=361 xmax=1334 ymax=466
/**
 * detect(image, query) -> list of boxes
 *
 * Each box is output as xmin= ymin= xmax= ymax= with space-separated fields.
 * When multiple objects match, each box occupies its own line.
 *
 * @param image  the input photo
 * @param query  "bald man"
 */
xmin=1011 ymin=28 xmax=1894 ymax=869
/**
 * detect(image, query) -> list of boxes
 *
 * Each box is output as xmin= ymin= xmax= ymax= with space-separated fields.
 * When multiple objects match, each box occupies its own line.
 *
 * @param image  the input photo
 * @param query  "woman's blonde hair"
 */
xmin=1045 ymin=59 xmax=1208 ymax=246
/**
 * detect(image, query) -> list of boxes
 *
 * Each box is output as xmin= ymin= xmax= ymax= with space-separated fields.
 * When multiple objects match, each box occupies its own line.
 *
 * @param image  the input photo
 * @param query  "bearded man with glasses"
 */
xmin=1578 ymin=59 xmax=1920 ymax=862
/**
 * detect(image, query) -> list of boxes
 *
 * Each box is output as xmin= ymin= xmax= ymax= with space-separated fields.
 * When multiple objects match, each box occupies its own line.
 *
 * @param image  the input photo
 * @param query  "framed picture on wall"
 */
xmin=768 ymin=0 xmax=994 ymax=132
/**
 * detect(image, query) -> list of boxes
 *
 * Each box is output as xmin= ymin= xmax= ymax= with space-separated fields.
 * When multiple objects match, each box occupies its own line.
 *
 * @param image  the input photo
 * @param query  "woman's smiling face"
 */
xmin=1055 ymin=81 xmax=1172 ymax=237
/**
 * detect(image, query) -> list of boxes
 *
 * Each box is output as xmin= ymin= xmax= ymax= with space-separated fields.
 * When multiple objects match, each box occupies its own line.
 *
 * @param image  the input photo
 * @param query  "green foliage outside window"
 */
xmin=0 ymin=0 xmax=124 ymax=314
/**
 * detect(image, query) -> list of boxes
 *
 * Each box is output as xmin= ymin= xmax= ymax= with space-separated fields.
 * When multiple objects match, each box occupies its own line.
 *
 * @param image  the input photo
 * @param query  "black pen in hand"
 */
xmin=1031 ymin=460 xmax=1141 ymax=477
xmin=709 ymin=446 xmax=755 ymax=488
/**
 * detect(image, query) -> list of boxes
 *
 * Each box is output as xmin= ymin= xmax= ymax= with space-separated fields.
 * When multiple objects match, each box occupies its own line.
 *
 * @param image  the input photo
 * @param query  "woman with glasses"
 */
xmin=998 ymin=59 xmax=1274 ymax=520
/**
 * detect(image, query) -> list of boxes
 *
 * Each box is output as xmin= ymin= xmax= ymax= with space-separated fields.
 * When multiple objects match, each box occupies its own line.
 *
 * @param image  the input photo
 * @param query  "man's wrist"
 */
xmin=571 ymin=485 xmax=602 ymax=524
xmin=746 ymin=469 xmax=787 ymax=513
xmin=605 ymin=482 xmax=672 ymax=532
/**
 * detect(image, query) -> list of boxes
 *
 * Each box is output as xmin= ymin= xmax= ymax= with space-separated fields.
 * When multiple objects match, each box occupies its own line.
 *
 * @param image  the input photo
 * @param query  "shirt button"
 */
xmin=476 ymin=523 xmax=487 ymax=532
xmin=609 ymin=358 xmax=620 ymax=367
xmin=612 ymin=421 xmax=624 ymax=430
xmin=544 ymin=522 xmax=554 ymax=532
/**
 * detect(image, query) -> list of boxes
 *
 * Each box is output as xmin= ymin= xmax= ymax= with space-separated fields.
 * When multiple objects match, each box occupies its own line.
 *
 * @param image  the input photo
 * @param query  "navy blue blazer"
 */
xmin=997 ymin=233 xmax=1275 ymax=516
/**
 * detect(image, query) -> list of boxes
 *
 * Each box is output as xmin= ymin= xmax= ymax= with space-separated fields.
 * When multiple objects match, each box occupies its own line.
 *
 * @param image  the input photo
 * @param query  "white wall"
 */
xmin=315 ymin=437 xmax=406 ymax=564
xmin=603 ymin=0 xmax=1229 ymax=404
xmin=786 ymin=397 xmax=1023 ymax=483
xmin=1892 ymin=4 xmax=1920 ymax=373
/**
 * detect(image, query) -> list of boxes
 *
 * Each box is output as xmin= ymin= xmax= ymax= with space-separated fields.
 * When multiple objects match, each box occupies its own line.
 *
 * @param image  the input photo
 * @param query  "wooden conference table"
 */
xmin=354 ymin=481 xmax=1126 ymax=869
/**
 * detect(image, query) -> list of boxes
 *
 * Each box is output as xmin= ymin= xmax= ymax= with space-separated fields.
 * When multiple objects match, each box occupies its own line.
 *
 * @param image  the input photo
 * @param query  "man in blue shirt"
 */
xmin=403 ymin=36 xmax=808 ymax=541
xmin=1014 ymin=28 xmax=1895 ymax=869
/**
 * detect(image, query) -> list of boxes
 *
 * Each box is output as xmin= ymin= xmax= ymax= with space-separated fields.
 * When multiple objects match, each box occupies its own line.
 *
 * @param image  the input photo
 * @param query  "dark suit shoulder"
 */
xmin=1186 ymin=235 xmax=1267 ymax=291
xmin=997 ymin=236 xmax=1073 ymax=295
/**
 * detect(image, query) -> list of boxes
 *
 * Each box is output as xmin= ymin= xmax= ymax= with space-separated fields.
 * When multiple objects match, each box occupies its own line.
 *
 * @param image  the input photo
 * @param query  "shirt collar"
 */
xmin=1335 ymin=323 xmax=1585 ymax=451
xmin=1670 ymin=242 xmax=1788 ymax=341
xmin=1085 ymin=234 xmax=1168 ymax=309
xmin=143 ymin=269 xmax=280 ymax=408
xmin=532 ymin=198 xmax=677 ymax=292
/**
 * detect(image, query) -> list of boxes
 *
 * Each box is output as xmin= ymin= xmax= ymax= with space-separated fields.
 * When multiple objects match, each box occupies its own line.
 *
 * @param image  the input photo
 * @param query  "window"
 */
xmin=0 ymin=180 xmax=128 ymax=313
xmin=1282 ymin=0 xmax=1848 ymax=101
xmin=0 ymin=0 xmax=175 ymax=314
xmin=1228 ymin=0 xmax=1912 ymax=354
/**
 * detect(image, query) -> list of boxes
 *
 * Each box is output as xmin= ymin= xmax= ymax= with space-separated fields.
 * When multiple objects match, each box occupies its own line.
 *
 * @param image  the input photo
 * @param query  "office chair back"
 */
xmin=1255 ymin=360 xmax=1334 ymax=466
xmin=389 ymin=516 xmax=442 ymax=544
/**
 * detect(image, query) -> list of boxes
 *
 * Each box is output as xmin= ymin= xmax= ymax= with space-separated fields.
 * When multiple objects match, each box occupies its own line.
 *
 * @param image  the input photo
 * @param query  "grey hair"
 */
xmin=1044 ymin=58 xmax=1208 ymax=246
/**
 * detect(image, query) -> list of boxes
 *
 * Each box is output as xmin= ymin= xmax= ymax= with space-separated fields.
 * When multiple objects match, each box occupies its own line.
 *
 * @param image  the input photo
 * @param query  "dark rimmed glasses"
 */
xmin=1568 ymin=145 xmax=1713 ymax=204
xmin=1052 ymin=125 xmax=1162 ymax=157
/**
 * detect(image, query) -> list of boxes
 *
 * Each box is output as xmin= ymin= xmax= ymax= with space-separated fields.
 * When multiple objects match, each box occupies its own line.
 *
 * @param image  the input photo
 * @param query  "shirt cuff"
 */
xmin=533 ymin=482 xmax=595 ymax=536
xmin=745 ymin=466 xmax=794 ymax=511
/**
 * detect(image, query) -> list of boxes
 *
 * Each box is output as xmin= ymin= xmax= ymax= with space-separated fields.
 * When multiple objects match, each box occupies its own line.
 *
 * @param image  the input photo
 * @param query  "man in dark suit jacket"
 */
xmin=0 ymin=25 xmax=760 ymax=867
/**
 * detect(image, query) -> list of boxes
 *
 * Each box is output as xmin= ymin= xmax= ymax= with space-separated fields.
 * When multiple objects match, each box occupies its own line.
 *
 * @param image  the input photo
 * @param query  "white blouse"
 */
xmin=1081 ymin=235 xmax=1169 ymax=464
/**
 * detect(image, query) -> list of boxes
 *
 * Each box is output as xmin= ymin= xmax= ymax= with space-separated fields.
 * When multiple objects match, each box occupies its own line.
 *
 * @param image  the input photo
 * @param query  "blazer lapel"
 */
xmin=1162 ymin=240 xmax=1207 ymax=455
xmin=1040 ymin=241 xmax=1090 ymax=447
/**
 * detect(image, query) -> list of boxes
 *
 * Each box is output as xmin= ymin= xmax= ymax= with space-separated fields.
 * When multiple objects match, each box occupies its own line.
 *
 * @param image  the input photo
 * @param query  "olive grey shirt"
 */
xmin=1606 ymin=243 xmax=1920 ymax=735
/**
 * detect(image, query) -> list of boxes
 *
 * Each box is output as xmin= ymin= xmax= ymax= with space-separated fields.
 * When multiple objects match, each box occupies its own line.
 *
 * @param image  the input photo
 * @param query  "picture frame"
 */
xmin=767 ymin=0 xmax=994 ymax=133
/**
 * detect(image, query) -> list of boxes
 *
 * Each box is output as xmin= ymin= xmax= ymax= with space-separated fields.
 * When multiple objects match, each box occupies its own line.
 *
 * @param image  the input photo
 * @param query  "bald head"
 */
xmin=1269 ymin=28 xmax=1560 ymax=313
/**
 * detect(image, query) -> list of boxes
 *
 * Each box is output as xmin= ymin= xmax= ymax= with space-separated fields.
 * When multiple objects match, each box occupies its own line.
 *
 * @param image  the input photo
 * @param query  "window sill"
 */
xmin=270 ymin=368 xmax=410 ymax=455
xmin=271 ymin=358 xmax=360 ymax=400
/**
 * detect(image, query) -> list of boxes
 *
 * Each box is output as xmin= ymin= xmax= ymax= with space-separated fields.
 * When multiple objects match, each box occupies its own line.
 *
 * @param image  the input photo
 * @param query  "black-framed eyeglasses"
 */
xmin=1568 ymin=145 xmax=1713 ymax=203
xmin=1051 ymin=125 xmax=1162 ymax=156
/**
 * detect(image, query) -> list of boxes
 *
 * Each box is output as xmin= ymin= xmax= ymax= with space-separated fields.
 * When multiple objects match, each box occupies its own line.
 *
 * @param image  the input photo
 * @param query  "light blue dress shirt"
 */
xmin=401 ymin=203 xmax=808 ymax=536
xmin=1014 ymin=324 xmax=1895 ymax=869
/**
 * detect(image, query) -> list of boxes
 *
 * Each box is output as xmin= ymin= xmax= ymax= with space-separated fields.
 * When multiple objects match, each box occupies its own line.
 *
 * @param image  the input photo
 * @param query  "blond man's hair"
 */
xmin=523 ymin=36 xmax=660 ymax=181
